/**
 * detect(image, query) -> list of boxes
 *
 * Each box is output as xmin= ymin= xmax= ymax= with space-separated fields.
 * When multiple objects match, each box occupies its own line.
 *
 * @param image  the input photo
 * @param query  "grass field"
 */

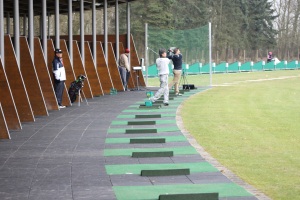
xmin=147 ymin=70 xmax=300 ymax=200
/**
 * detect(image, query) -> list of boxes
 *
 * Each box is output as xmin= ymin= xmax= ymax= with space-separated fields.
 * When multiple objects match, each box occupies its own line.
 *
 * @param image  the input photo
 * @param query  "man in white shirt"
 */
xmin=149 ymin=48 xmax=170 ymax=106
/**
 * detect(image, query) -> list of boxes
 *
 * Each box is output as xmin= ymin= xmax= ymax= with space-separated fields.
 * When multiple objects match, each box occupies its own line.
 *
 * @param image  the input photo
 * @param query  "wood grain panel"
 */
xmin=19 ymin=37 xmax=48 ymax=116
xmin=130 ymin=34 xmax=146 ymax=87
xmin=4 ymin=35 xmax=34 ymax=122
xmin=47 ymin=39 xmax=71 ymax=107
xmin=0 ymin=103 xmax=10 ymax=139
xmin=59 ymin=40 xmax=77 ymax=104
xmin=84 ymin=42 xmax=103 ymax=96
xmin=106 ymin=42 xmax=124 ymax=91
xmin=96 ymin=42 xmax=113 ymax=94
xmin=72 ymin=41 xmax=93 ymax=99
xmin=0 ymin=59 xmax=21 ymax=130
xmin=34 ymin=38 xmax=59 ymax=111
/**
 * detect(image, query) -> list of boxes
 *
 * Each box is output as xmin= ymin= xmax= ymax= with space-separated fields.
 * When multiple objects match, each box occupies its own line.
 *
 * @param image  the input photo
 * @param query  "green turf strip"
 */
xmin=105 ymin=135 xmax=187 ymax=144
xmin=111 ymin=120 xmax=176 ymax=126
xmin=113 ymin=183 xmax=252 ymax=200
xmin=117 ymin=114 xmax=176 ymax=119
xmin=122 ymin=108 xmax=177 ymax=113
xmin=103 ymin=146 xmax=198 ymax=156
xmin=105 ymin=162 xmax=217 ymax=175
xmin=108 ymin=126 xmax=180 ymax=134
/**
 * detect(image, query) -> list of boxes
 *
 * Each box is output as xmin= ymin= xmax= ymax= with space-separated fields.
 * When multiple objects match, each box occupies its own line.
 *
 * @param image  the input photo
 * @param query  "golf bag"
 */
xmin=68 ymin=75 xmax=86 ymax=103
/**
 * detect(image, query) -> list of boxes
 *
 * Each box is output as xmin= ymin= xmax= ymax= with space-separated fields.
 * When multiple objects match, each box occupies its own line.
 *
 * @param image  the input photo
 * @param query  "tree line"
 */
xmin=119 ymin=0 xmax=300 ymax=63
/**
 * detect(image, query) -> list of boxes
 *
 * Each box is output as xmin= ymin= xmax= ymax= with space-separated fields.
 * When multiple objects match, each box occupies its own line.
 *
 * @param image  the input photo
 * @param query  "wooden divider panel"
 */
xmin=47 ymin=39 xmax=71 ymax=107
xmin=59 ymin=40 xmax=77 ymax=105
xmin=96 ymin=42 xmax=113 ymax=94
xmin=0 ymin=59 xmax=21 ymax=130
xmin=59 ymin=40 xmax=76 ymax=85
xmin=106 ymin=42 xmax=124 ymax=91
xmin=73 ymin=41 xmax=93 ymax=98
xmin=0 ymin=103 xmax=10 ymax=139
xmin=4 ymin=35 xmax=34 ymax=122
xmin=19 ymin=37 xmax=48 ymax=116
xmin=118 ymin=42 xmax=135 ymax=89
xmin=130 ymin=34 xmax=146 ymax=87
xmin=34 ymin=38 xmax=59 ymax=111
xmin=84 ymin=42 xmax=103 ymax=96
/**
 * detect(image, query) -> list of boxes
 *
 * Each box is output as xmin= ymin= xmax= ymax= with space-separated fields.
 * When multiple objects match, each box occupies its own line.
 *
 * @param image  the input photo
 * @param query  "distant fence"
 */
xmin=144 ymin=60 xmax=299 ymax=77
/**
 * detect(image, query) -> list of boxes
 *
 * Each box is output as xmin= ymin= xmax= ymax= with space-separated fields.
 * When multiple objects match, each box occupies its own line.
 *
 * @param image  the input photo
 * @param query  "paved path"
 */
xmin=0 ymin=88 xmax=263 ymax=200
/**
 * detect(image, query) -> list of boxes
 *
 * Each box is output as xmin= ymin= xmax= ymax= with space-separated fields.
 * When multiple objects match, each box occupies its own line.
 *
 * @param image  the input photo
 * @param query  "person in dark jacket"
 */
xmin=168 ymin=47 xmax=183 ymax=95
xmin=267 ymin=51 xmax=273 ymax=63
xmin=52 ymin=49 xmax=67 ymax=108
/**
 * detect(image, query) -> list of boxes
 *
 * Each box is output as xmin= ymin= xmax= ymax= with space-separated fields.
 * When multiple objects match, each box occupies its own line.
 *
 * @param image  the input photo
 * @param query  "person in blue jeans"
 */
xmin=149 ymin=48 xmax=170 ymax=106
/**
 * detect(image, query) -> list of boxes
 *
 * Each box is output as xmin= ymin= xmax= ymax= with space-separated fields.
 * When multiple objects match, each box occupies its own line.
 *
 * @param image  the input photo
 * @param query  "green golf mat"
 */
xmin=113 ymin=183 xmax=253 ymax=200
xmin=111 ymin=120 xmax=176 ymax=126
xmin=159 ymin=192 xmax=218 ymax=200
xmin=132 ymin=151 xmax=173 ymax=158
xmin=108 ymin=126 xmax=180 ymax=134
xmin=105 ymin=162 xmax=217 ymax=175
xmin=105 ymin=135 xmax=187 ymax=144
xmin=130 ymin=138 xmax=166 ymax=144
xmin=103 ymin=146 xmax=198 ymax=157
xmin=116 ymin=114 xmax=175 ymax=119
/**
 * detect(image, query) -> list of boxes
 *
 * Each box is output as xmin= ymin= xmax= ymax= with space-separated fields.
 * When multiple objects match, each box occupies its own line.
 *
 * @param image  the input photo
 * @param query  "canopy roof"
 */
xmin=3 ymin=0 xmax=136 ymax=16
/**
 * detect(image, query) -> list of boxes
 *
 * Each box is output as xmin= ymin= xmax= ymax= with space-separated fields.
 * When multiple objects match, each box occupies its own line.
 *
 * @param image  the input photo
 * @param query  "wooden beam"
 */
xmin=0 ymin=103 xmax=10 ymax=139
xmin=95 ymin=42 xmax=113 ymax=94
xmin=73 ymin=41 xmax=93 ymax=98
xmin=4 ymin=35 xmax=34 ymax=122
xmin=0 ymin=59 xmax=21 ymax=130
xmin=130 ymin=34 xmax=146 ymax=87
xmin=84 ymin=42 xmax=103 ymax=96
xmin=106 ymin=42 xmax=124 ymax=91
xmin=34 ymin=38 xmax=59 ymax=111
xmin=19 ymin=37 xmax=48 ymax=116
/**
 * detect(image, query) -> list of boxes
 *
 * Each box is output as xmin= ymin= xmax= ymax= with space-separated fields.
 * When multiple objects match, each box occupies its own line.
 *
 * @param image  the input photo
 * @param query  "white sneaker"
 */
xmin=176 ymin=93 xmax=182 ymax=96
xmin=59 ymin=105 xmax=66 ymax=108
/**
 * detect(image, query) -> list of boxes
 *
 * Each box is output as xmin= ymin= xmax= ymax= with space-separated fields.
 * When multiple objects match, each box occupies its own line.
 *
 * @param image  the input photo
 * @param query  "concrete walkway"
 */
xmin=0 ymin=88 xmax=262 ymax=200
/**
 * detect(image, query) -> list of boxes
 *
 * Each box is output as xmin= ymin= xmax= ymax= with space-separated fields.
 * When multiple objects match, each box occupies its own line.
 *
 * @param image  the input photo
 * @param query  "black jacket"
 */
xmin=168 ymin=53 xmax=182 ymax=70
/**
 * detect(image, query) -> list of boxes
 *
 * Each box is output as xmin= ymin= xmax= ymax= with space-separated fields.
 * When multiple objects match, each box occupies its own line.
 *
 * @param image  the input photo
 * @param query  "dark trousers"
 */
xmin=119 ymin=66 xmax=131 ymax=90
xmin=54 ymin=81 xmax=65 ymax=106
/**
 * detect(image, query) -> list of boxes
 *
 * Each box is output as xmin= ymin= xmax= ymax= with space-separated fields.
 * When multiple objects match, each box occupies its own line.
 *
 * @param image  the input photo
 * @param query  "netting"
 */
xmin=146 ymin=24 xmax=211 ymax=87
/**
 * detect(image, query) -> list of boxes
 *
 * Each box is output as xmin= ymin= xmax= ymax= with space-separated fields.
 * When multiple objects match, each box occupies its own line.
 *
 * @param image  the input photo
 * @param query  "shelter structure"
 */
xmin=0 ymin=0 xmax=145 ymax=139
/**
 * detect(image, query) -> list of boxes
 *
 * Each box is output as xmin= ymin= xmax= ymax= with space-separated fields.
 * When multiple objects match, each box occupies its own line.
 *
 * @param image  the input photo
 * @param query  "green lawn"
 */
xmin=171 ymin=70 xmax=300 ymax=200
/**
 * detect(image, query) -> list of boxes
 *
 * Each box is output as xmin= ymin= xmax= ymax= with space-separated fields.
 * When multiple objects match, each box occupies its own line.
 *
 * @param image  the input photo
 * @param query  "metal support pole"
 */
xmin=14 ymin=0 xmax=20 ymax=66
xmin=28 ymin=0 xmax=34 ymax=59
xmin=126 ymin=0 xmax=130 ymax=65
xmin=68 ymin=0 xmax=73 ymax=64
xmin=103 ymin=0 xmax=108 ymax=60
xmin=209 ymin=22 xmax=212 ymax=87
xmin=115 ymin=0 xmax=119 ymax=61
xmin=92 ymin=0 xmax=96 ymax=64
xmin=42 ymin=0 xmax=47 ymax=61
xmin=145 ymin=23 xmax=148 ymax=86
xmin=0 ymin=0 xmax=4 ymax=65
xmin=55 ymin=0 xmax=60 ymax=49
xmin=80 ymin=0 xmax=84 ymax=62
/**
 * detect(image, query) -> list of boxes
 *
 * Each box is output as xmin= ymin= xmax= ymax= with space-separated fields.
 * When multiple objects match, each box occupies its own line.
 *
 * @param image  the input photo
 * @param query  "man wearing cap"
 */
xmin=52 ymin=49 xmax=67 ymax=108
xmin=118 ymin=48 xmax=131 ymax=91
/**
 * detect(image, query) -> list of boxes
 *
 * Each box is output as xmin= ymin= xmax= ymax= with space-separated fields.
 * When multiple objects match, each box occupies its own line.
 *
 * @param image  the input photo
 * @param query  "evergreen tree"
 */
xmin=246 ymin=0 xmax=278 ymax=50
